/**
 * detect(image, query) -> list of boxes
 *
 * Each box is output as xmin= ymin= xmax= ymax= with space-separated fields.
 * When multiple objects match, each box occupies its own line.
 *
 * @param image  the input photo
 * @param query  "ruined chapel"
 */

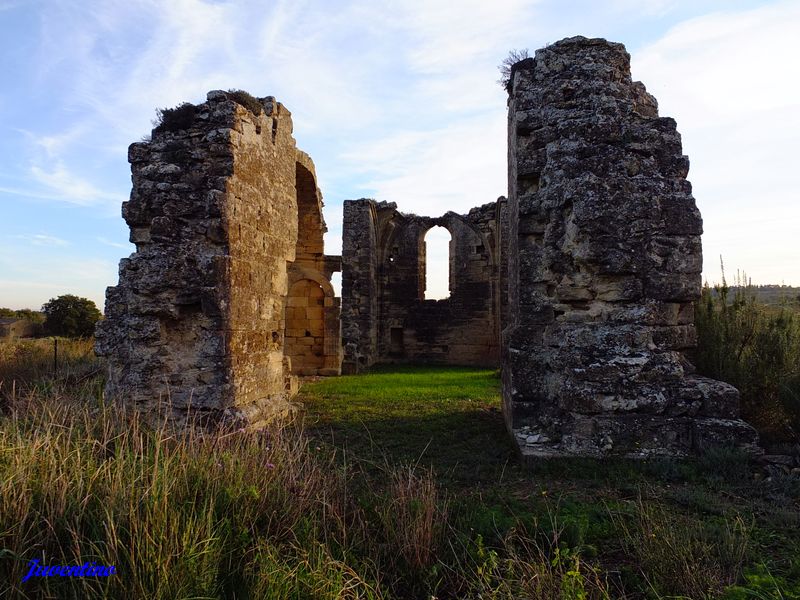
xmin=95 ymin=36 xmax=759 ymax=459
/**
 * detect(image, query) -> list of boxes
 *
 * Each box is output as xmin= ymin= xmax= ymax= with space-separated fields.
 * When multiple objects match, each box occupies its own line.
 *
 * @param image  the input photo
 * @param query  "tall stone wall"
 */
xmin=503 ymin=37 xmax=759 ymax=458
xmin=96 ymin=91 xmax=341 ymax=426
xmin=341 ymin=199 xmax=505 ymax=372
xmin=340 ymin=199 xmax=380 ymax=373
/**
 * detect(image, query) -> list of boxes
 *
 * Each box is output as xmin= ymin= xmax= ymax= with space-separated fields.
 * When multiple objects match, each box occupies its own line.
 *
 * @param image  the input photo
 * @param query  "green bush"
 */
xmin=694 ymin=277 xmax=800 ymax=444
xmin=0 ymin=308 xmax=44 ymax=324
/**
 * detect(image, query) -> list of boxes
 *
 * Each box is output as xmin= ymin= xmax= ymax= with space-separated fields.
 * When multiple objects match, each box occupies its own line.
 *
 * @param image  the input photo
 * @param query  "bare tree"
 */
xmin=497 ymin=48 xmax=531 ymax=88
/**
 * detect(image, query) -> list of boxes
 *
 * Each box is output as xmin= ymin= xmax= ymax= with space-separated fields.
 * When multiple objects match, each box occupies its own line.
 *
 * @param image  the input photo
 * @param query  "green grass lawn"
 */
xmin=299 ymin=365 xmax=800 ymax=599
xmin=300 ymin=365 xmax=514 ymax=484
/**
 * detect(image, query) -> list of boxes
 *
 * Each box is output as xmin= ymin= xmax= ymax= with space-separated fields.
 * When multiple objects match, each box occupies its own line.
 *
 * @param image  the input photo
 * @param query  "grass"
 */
xmin=300 ymin=365 xmax=800 ymax=599
xmin=227 ymin=89 xmax=264 ymax=116
xmin=0 ymin=337 xmax=99 ymax=400
xmin=300 ymin=365 xmax=512 ymax=483
xmin=0 ymin=345 xmax=798 ymax=598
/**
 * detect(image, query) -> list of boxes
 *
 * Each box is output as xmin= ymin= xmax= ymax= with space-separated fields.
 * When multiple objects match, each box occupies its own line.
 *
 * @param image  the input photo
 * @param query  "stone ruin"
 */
xmin=97 ymin=36 xmax=760 ymax=457
xmin=95 ymin=91 xmax=342 ymax=427
xmin=502 ymin=37 xmax=758 ymax=458
xmin=340 ymin=200 xmax=508 ymax=372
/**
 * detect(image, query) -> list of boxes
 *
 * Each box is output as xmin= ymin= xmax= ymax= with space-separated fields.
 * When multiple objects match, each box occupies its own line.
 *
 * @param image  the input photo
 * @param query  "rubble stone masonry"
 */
xmin=503 ymin=37 xmax=759 ymax=458
xmin=96 ymin=91 xmax=340 ymax=427
xmin=340 ymin=200 xmax=505 ymax=373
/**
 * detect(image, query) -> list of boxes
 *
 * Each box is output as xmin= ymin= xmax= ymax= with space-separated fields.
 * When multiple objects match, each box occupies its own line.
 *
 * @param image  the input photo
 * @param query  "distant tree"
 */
xmin=14 ymin=308 xmax=45 ymax=324
xmin=0 ymin=307 xmax=15 ymax=318
xmin=42 ymin=295 xmax=102 ymax=338
xmin=497 ymin=48 xmax=531 ymax=89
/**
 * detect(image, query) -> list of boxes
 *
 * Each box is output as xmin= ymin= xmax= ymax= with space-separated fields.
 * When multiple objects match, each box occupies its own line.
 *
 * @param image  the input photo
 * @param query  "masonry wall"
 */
xmin=341 ymin=199 xmax=505 ymax=372
xmin=285 ymin=155 xmax=343 ymax=377
xmin=503 ymin=37 xmax=759 ymax=458
xmin=340 ymin=200 xmax=379 ymax=373
xmin=96 ymin=91 xmax=340 ymax=426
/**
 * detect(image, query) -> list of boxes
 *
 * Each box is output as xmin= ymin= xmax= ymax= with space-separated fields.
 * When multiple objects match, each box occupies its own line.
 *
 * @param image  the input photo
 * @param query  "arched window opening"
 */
xmin=423 ymin=226 xmax=451 ymax=300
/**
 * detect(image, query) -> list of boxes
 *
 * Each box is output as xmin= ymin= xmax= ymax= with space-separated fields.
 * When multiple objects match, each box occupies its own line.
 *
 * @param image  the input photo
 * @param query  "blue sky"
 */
xmin=1 ymin=0 xmax=798 ymax=309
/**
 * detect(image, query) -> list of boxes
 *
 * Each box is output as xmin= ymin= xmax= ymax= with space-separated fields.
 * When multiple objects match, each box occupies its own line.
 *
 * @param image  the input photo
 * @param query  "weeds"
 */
xmin=0 ymin=338 xmax=99 ymax=402
xmin=0 ymin=357 xmax=798 ymax=598
xmin=615 ymin=494 xmax=751 ymax=598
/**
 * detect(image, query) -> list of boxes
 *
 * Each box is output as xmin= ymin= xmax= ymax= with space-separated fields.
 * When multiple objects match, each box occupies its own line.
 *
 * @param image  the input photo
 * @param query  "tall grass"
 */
xmin=0 ymin=392 xmax=382 ymax=599
xmin=693 ymin=276 xmax=800 ymax=445
xmin=615 ymin=495 xmax=751 ymax=598
xmin=0 ymin=351 xmax=794 ymax=598
xmin=0 ymin=390 xmax=620 ymax=599
xmin=0 ymin=338 xmax=99 ymax=401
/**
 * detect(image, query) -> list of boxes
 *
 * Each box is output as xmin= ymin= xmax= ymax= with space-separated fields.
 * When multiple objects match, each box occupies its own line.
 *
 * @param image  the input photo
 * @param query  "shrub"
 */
xmin=0 ymin=308 xmax=44 ymax=324
xmin=152 ymin=102 xmax=196 ymax=133
xmin=227 ymin=89 xmax=263 ymax=116
xmin=693 ymin=275 xmax=800 ymax=444
xmin=498 ymin=48 xmax=531 ymax=90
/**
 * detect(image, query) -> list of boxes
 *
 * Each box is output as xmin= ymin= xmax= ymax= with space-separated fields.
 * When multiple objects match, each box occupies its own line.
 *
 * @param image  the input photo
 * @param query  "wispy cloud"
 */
xmin=14 ymin=233 xmax=70 ymax=247
xmin=343 ymin=112 xmax=508 ymax=215
xmin=2 ymin=0 xmax=798 ymax=313
xmin=97 ymin=236 xmax=131 ymax=250
xmin=609 ymin=0 xmax=677 ymax=18
xmin=29 ymin=162 xmax=125 ymax=206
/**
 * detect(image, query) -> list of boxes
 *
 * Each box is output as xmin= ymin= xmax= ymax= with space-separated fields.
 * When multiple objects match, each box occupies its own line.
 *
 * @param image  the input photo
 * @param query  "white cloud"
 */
xmin=386 ymin=0 xmax=539 ymax=75
xmin=341 ymin=111 xmax=507 ymax=216
xmin=609 ymin=0 xmax=676 ymax=17
xmin=15 ymin=234 xmax=70 ymax=247
xmin=97 ymin=236 xmax=131 ymax=250
xmin=20 ymin=125 xmax=90 ymax=159
xmin=632 ymin=0 xmax=800 ymax=285
xmin=5 ymin=0 xmax=798 ymax=309
xmin=29 ymin=162 xmax=125 ymax=206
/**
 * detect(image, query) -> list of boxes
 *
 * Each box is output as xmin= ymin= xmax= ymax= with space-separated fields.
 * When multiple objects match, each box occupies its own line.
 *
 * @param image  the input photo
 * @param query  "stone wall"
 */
xmin=286 ymin=155 xmax=343 ymax=376
xmin=96 ymin=91 xmax=341 ymax=427
xmin=341 ymin=199 xmax=505 ymax=372
xmin=503 ymin=37 xmax=759 ymax=459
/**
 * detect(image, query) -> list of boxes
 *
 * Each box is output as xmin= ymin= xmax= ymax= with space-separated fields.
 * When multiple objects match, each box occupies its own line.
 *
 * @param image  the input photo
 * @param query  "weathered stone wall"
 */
xmin=340 ymin=200 xmax=379 ymax=373
xmin=96 ymin=91 xmax=341 ymax=426
xmin=503 ymin=37 xmax=759 ymax=458
xmin=341 ymin=199 xmax=504 ymax=371
xmin=286 ymin=155 xmax=343 ymax=376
